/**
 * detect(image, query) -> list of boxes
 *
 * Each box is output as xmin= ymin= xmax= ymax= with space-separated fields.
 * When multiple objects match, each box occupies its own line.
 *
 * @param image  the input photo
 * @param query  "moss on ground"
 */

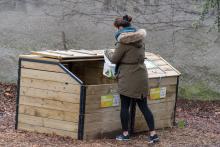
xmin=179 ymin=82 xmax=220 ymax=101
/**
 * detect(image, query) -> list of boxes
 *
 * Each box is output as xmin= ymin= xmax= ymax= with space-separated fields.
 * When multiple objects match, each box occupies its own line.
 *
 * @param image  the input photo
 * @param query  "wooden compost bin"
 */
xmin=15 ymin=49 xmax=181 ymax=140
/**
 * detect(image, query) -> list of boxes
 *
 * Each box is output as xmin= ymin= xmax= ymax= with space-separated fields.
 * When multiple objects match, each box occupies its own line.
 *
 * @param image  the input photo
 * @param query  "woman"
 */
xmin=104 ymin=15 xmax=159 ymax=144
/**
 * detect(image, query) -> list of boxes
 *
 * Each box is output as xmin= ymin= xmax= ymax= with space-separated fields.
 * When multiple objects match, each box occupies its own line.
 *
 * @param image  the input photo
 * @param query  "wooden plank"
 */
xmin=19 ymin=55 xmax=59 ymax=62
xmin=83 ymin=128 xmax=121 ymax=140
xmin=148 ymin=93 xmax=176 ymax=105
xmin=86 ymin=94 xmax=116 ymax=105
xmin=165 ymin=70 xmax=181 ymax=77
xmin=52 ymin=50 xmax=99 ymax=57
xmin=150 ymin=85 xmax=176 ymax=94
xmin=135 ymin=100 xmax=175 ymax=132
xmin=84 ymin=120 xmax=121 ymax=134
xmin=18 ymin=114 xmax=78 ymax=132
xmin=31 ymin=50 xmax=103 ymax=60
xmin=86 ymin=101 xmax=175 ymax=114
xmin=145 ymin=52 xmax=156 ymax=57
xmin=20 ymin=87 xmax=80 ymax=103
xmin=149 ymin=77 xmax=177 ymax=87
xmin=134 ymin=118 xmax=172 ymax=132
xmin=136 ymin=114 xmax=172 ymax=125
xmin=85 ymin=107 xmax=120 ymax=114
xmin=84 ymin=122 xmax=121 ymax=140
xmin=85 ymin=110 xmax=120 ymax=123
xmin=31 ymin=51 xmax=71 ymax=59
xmin=86 ymin=84 xmax=118 ymax=95
xmin=85 ymin=86 xmax=175 ymax=112
xmin=159 ymin=65 xmax=173 ymax=71
xmin=60 ymin=58 xmax=104 ymax=62
xmin=19 ymin=96 xmax=79 ymax=113
xmin=153 ymin=59 xmax=167 ymax=66
xmin=159 ymin=56 xmax=181 ymax=75
xmin=148 ymin=74 xmax=166 ymax=79
xmin=136 ymin=104 xmax=174 ymax=118
xmin=86 ymin=85 xmax=119 ymax=113
xmin=18 ymin=123 xmax=77 ymax=138
xmin=69 ymin=49 xmax=98 ymax=55
xmin=146 ymin=55 xmax=161 ymax=61
xmin=148 ymin=68 xmax=166 ymax=78
xmin=85 ymin=104 xmax=120 ymax=114
xmin=21 ymin=68 xmax=79 ymax=85
xmin=19 ymin=105 xmax=79 ymax=122
xmin=85 ymin=102 xmax=118 ymax=112
xmin=20 ymin=78 xmax=81 ymax=94
xmin=48 ymin=50 xmax=76 ymax=56
xmin=49 ymin=50 xmax=99 ymax=57
xmin=136 ymin=111 xmax=173 ymax=121
xmin=21 ymin=61 xmax=65 ymax=73
xmin=90 ymin=49 xmax=106 ymax=56
xmin=148 ymin=101 xmax=175 ymax=111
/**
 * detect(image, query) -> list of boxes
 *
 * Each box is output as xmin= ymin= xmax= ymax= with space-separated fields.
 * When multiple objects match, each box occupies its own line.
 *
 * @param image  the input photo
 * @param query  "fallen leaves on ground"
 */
xmin=0 ymin=83 xmax=219 ymax=147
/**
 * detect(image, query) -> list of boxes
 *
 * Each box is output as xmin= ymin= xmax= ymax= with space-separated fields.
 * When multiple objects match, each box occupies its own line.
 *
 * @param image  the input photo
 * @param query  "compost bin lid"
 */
xmin=144 ymin=52 xmax=181 ymax=78
xmin=31 ymin=49 xmax=104 ymax=60
xmin=21 ymin=49 xmax=181 ymax=78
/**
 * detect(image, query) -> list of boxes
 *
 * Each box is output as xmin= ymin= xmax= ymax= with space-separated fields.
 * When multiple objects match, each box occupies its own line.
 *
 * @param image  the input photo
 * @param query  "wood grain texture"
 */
xmin=18 ymin=123 xmax=77 ymax=138
xmin=18 ymin=114 xmax=78 ymax=132
xmin=149 ymin=77 xmax=177 ymax=87
xmin=84 ymin=120 xmax=121 ymax=135
xmin=20 ymin=87 xmax=80 ymax=103
xmin=20 ymin=55 xmax=59 ymax=62
xmin=21 ymin=61 xmax=65 ymax=73
xmin=84 ymin=110 xmax=120 ymax=123
xmin=86 ymin=84 xmax=118 ymax=95
xmin=19 ymin=105 xmax=79 ymax=122
xmin=134 ymin=100 xmax=175 ymax=132
xmin=134 ymin=118 xmax=172 ymax=132
xmin=20 ymin=78 xmax=81 ymax=94
xmin=19 ymin=96 xmax=79 ymax=113
xmin=21 ymin=68 xmax=79 ymax=84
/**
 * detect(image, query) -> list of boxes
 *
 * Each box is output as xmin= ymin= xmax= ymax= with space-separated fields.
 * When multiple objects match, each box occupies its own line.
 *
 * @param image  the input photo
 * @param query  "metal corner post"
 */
xmin=15 ymin=58 xmax=22 ymax=130
xmin=78 ymin=85 xmax=86 ymax=140
xmin=173 ymin=76 xmax=180 ymax=126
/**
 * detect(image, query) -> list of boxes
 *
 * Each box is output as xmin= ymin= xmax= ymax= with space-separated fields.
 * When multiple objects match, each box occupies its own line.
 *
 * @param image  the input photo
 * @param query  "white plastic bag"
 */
xmin=103 ymin=52 xmax=116 ymax=78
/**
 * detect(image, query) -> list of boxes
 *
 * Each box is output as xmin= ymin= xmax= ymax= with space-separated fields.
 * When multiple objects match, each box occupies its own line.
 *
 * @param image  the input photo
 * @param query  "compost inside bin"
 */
xmin=64 ymin=60 xmax=116 ymax=85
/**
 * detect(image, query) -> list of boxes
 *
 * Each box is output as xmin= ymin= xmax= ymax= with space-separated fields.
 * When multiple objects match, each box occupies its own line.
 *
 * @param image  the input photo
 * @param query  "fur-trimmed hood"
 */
xmin=117 ymin=29 xmax=147 ymax=44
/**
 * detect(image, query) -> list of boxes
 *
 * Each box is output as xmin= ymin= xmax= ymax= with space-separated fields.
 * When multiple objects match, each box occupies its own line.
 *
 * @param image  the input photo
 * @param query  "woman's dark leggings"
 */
xmin=120 ymin=94 xmax=155 ymax=132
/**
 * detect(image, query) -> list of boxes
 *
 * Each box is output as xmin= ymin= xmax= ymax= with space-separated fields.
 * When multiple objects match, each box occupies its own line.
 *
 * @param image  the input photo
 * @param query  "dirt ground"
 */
xmin=0 ymin=83 xmax=219 ymax=147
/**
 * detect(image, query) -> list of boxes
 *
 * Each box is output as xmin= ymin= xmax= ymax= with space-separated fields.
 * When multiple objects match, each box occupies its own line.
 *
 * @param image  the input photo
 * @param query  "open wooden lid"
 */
xmin=31 ymin=49 xmax=104 ymax=60
xmin=20 ymin=49 xmax=181 ymax=78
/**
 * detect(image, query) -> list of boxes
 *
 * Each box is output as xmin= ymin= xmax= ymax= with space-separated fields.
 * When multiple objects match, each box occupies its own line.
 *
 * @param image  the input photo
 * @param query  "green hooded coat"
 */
xmin=105 ymin=29 xmax=149 ymax=99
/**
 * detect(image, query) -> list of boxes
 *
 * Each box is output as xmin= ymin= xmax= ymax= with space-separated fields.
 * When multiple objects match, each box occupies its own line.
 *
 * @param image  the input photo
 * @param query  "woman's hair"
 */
xmin=114 ymin=15 xmax=132 ymax=28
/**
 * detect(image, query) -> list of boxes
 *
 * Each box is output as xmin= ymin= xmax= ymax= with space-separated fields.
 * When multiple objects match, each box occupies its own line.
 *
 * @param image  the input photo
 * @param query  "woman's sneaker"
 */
xmin=148 ymin=134 xmax=159 ymax=144
xmin=116 ymin=134 xmax=130 ymax=141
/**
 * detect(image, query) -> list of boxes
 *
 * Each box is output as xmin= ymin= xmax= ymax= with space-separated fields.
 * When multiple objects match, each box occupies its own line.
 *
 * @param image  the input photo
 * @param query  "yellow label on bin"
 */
xmin=150 ymin=87 xmax=166 ymax=100
xmin=101 ymin=94 xmax=120 ymax=108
